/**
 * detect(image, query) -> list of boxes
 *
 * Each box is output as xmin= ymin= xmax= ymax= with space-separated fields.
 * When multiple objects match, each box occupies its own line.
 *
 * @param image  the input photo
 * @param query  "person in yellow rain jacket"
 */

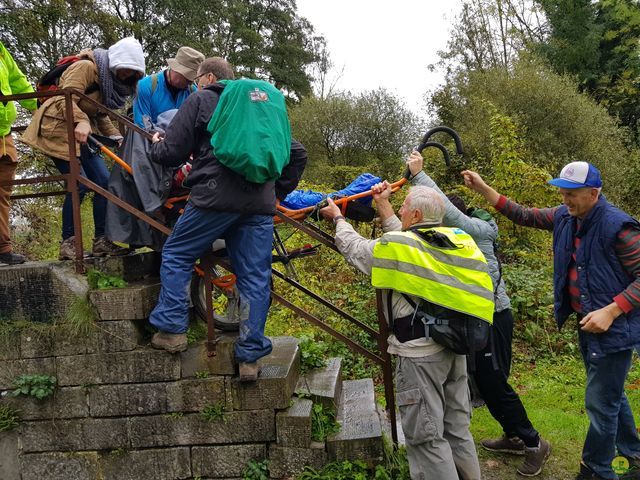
xmin=0 ymin=41 xmax=37 ymax=265
xmin=321 ymin=182 xmax=494 ymax=480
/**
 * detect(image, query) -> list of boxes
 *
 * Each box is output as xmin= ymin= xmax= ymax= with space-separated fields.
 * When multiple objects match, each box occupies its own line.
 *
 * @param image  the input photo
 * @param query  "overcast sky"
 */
xmin=296 ymin=0 xmax=463 ymax=116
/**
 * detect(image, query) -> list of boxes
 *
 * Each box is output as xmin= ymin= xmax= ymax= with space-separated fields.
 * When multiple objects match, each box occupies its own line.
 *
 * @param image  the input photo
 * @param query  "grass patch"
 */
xmin=201 ymin=403 xmax=226 ymax=423
xmin=472 ymin=352 xmax=640 ymax=479
xmin=311 ymin=402 xmax=340 ymax=442
xmin=63 ymin=296 xmax=97 ymax=337
xmin=0 ymin=405 xmax=21 ymax=432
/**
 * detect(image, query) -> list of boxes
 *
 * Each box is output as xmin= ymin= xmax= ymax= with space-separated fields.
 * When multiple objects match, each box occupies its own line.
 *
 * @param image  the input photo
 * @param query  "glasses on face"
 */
xmin=194 ymin=72 xmax=211 ymax=89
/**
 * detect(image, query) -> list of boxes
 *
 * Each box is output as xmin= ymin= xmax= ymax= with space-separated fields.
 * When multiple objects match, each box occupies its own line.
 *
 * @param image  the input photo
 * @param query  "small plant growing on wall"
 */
xmin=242 ymin=459 xmax=269 ymax=480
xmin=201 ymin=403 xmax=226 ymax=422
xmin=12 ymin=374 xmax=57 ymax=400
xmin=0 ymin=405 xmax=21 ymax=432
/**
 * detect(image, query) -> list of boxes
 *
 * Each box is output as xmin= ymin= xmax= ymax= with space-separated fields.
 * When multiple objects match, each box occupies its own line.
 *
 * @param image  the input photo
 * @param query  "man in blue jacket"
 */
xmin=464 ymin=162 xmax=640 ymax=480
xmin=133 ymin=46 xmax=204 ymax=128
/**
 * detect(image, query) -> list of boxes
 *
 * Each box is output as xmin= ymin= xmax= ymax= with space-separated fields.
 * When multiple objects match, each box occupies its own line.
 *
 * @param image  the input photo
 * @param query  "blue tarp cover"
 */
xmin=281 ymin=173 xmax=381 ymax=210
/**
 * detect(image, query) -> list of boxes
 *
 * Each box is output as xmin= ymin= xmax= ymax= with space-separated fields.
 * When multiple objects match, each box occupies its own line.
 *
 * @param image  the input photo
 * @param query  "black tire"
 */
xmin=191 ymin=265 xmax=241 ymax=332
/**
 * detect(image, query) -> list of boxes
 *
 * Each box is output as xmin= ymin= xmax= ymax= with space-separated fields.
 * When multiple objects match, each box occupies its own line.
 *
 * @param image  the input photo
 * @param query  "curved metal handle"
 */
xmin=416 ymin=141 xmax=451 ymax=167
xmin=416 ymin=126 xmax=464 ymax=156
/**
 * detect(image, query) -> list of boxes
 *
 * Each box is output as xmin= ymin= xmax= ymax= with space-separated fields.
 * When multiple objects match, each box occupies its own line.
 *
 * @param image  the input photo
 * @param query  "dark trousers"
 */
xmin=52 ymin=144 xmax=110 ymax=240
xmin=472 ymin=308 xmax=540 ymax=447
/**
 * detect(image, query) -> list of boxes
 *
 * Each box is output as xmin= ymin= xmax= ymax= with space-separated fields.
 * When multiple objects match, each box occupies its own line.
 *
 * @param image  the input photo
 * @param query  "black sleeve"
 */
xmin=275 ymin=139 xmax=307 ymax=201
xmin=149 ymin=93 xmax=201 ymax=168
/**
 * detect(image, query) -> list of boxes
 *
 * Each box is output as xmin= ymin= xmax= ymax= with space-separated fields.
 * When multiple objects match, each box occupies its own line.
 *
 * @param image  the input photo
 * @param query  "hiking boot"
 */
xmin=151 ymin=332 xmax=188 ymax=353
xmin=238 ymin=362 xmax=261 ymax=382
xmin=575 ymin=462 xmax=607 ymax=479
xmin=481 ymin=435 xmax=526 ymax=455
xmin=517 ymin=438 xmax=551 ymax=477
xmin=59 ymin=236 xmax=80 ymax=260
xmin=92 ymin=237 xmax=130 ymax=257
xmin=0 ymin=251 xmax=26 ymax=265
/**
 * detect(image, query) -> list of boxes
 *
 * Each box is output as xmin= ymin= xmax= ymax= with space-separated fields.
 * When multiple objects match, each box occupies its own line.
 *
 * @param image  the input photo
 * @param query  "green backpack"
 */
xmin=207 ymin=79 xmax=291 ymax=184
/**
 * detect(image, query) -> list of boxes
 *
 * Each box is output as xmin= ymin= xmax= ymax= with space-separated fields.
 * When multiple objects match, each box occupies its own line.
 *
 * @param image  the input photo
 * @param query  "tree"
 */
xmin=289 ymin=89 xmax=422 ymax=186
xmin=0 ymin=0 xmax=321 ymax=98
xmin=429 ymin=55 xmax=640 ymax=215
xmin=440 ymin=0 xmax=546 ymax=75
xmin=537 ymin=0 xmax=640 ymax=140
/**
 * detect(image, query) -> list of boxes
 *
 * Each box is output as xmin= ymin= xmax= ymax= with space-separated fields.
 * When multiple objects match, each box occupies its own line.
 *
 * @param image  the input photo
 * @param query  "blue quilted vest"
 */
xmin=553 ymin=196 xmax=640 ymax=355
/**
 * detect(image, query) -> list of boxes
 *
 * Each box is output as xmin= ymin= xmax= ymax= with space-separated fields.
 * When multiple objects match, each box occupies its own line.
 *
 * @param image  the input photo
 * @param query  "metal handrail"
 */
xmin=0 ymin=88 xmax=398 ymax=443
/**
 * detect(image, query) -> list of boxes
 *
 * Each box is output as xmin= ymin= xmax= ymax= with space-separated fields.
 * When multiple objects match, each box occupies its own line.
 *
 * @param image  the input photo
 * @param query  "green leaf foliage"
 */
xmin=86 ymin=269 xmax=127 ymax=290
xmin=243 ymin=459 xmax=269 ymax=480
xmin=11 ymin=374 xmax=57 ymax=400
xmin=0 ymin=0 xmax=320 ymax=99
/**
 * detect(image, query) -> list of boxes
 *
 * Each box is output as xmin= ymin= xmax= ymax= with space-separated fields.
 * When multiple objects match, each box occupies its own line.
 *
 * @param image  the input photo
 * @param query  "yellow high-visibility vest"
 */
xmin=371 ymin=226 xmax=495 ymax=324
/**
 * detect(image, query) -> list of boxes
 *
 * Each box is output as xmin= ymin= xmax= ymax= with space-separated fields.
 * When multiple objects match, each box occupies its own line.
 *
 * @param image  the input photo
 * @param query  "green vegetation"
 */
xmin=194 ymin=371 xmax=210 ymax=379
xmin=298 ymin=335 xmax=328 ymax=374
xmin=0 ymin=405 xmax=21 ymax=432
xmin=186 ymin=321 xmax=207 ymax=345
xmin=86 ymin=269 xmax=127 ymax=290
xmin=165 ymin=412 xmax=184 ymax=419
xmin=242 ymin=459 xmax=269 ymax=480
xmin=12 ymin=374 xmax=57 ymax=400
xmin=64 ymin=296 xmax=97 ymax=337
xmin=310 ymin=403 xmax=340 ymax=442
xmin=200 ymin=403 xmax=226 ymax=423
xmin=297 ymin=460 xmax=390 ymax=480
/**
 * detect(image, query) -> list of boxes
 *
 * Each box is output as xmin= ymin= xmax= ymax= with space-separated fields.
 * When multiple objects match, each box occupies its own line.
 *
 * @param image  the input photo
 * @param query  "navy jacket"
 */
xmin=149 ymin=83 xmax=307 ymax=214
xmin=553 ymin=196 xmax=640 ymax=354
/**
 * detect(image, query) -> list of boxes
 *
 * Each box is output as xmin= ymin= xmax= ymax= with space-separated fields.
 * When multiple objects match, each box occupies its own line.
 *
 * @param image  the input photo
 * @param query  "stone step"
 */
xmin=231 ymin=336 xmax=300 ymax=410
xmin=85 ymin=251 xmax=160 ymax=282
xmin=326 ymin=378 xmax=384 ymax=466
xmin=295 ymin=357 xmax=342 ymax=407
xmin=275 ymin=397 xmax=313 ymax=448
xmin=0 ymin=262 xmax=87 ymax=323
xmin=89 ymin=279 xmax=160 ymax=321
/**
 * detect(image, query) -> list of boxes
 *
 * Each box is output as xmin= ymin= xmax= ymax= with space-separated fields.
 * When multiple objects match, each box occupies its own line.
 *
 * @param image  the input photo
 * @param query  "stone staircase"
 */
xmin=0 ymin=254 xmax=385 ymax=479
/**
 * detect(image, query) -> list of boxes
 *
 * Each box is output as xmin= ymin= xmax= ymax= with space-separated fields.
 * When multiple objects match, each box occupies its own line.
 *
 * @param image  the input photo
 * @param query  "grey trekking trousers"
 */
xmin=396 ymin=350 xmax=481 ymax=480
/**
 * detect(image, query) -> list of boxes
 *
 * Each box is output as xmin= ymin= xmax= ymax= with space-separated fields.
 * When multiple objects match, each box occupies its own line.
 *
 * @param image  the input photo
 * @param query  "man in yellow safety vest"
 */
xmin=321 ymin=182 xmax=494 ymax=480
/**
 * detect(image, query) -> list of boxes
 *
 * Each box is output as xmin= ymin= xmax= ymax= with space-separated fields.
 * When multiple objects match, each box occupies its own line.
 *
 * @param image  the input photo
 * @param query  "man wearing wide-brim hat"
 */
xmin=463 ymin=162 xmax=640 ymax=480
xmin=133 ymin=46 xmax=204 ymax=128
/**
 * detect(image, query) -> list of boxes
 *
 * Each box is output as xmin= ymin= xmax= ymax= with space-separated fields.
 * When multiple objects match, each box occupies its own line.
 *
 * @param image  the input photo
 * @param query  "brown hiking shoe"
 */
xmin=517 ymin=438 xmax=551 ymax=477
xmin=481 ymin=435 xmax=526 ymax=455
xmin=92 ymin=237 xmax=130 ymax=257
xmin=59 ymin=236 xmax=82 ymax=260
xmin=238 ymin=362 xmax=261 ymax=382
xmin=151 ymin=332 xmax=188 ymax=353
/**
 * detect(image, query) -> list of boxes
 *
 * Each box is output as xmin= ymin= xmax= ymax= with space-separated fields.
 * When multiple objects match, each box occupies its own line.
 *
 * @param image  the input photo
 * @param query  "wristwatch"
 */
xmin=333 ymin=215 xmax=346 ymax=225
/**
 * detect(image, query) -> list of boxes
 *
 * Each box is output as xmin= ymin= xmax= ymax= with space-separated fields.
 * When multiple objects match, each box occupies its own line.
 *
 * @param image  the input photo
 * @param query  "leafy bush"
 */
xmin=299 ymin=335 xmax=328 ymax=374
xmin=12 ymin=374 xmax=57 ymax=400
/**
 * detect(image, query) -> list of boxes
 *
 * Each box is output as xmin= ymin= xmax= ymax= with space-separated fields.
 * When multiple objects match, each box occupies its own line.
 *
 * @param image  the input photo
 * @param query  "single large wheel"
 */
xmin=191 ymin=265 xmax=241 ymax=331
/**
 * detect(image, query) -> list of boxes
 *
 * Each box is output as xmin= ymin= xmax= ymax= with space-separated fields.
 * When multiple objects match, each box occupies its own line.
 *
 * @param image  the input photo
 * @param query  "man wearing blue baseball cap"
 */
xmin=463 ymin=162 xmax=640 ymax=480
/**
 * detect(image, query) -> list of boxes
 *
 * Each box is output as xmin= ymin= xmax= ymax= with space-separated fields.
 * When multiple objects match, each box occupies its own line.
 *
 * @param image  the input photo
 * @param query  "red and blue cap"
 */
xmin=548 ymin=161 xmax=602 ymax=189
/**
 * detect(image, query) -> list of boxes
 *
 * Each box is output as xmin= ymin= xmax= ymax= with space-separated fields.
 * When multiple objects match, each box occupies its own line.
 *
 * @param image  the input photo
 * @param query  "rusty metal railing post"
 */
xmin=64 ymin=91 xmax=85 ymax=273
xmin=376 ymin=290 xmax=398 ymax=444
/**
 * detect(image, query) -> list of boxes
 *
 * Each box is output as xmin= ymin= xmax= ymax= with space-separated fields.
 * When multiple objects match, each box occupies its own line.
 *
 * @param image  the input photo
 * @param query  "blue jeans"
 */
xmin=53 ymin=144 xmax=109 ymax=240
xmin=149 ymin=203 xmax=273 ymax=363
xmin=580 ymin=336 xmax=640 ymax=479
